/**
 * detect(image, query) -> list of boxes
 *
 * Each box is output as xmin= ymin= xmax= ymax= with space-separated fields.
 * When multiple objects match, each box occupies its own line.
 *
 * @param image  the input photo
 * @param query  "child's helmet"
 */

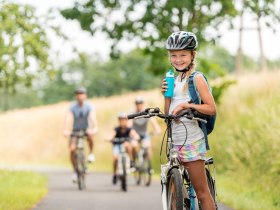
xmin=135 ymin=96 xmax=144 ymax=104
xmin=117 ymin=112 xmax=127 ymax=119
xmin=166 ymin=31 xmax=198 ymax=51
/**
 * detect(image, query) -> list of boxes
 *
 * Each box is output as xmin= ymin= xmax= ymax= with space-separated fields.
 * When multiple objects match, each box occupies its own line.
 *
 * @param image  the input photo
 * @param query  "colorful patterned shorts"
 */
xmin=173 ymin=138 xmax=207 ymax=162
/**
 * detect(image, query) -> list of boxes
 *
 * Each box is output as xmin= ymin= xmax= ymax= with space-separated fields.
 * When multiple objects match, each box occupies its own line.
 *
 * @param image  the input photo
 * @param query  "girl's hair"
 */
xmin=182 ymin=51 xmax=196 ymax=93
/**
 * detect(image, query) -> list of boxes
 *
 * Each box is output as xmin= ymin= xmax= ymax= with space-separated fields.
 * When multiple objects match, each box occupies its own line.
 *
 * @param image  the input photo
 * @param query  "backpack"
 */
xmin=187 ymin=71 xmax=216 ymax=150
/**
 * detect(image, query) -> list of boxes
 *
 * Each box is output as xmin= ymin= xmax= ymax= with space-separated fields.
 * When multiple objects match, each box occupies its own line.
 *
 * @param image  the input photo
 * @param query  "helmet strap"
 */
xmin=171 ymin=58 xmax=194 ymax=81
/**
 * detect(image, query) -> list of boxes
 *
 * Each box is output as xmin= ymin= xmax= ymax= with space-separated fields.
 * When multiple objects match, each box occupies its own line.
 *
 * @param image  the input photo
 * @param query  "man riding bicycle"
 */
xmin=129 ymin=97 xmax=161 ymax=161
xmin=63 ymin=87 xmax=98 ymax=182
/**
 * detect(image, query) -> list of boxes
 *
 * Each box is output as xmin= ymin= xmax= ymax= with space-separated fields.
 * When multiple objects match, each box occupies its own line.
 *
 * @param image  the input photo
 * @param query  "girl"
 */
xmin=161 ymin=31 xmax=216 ymax=210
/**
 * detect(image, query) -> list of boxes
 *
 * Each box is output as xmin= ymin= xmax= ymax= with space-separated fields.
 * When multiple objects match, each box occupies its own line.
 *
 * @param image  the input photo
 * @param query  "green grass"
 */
xmin=216 ymin=173 xmax=279 ymax=210
xmin=208 ymin=72 xmax=280 ymax=210
xmin=0 ymin=170 xmax=48 ymax=210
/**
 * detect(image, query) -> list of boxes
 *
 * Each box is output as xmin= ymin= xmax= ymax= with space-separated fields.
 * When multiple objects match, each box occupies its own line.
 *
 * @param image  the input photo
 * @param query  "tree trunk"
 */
xmin=3 ymin=83 xmax=9 ymax=112
xmin=235 ymin=9 xmax=244 ymax=76
xmin=256 ymin=15 xmax=267 ymax=71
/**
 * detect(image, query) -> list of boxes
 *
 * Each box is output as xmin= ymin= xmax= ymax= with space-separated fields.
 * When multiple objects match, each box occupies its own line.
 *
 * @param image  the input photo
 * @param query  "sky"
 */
xmin=11 ymin=0 xmax=280 ymax=62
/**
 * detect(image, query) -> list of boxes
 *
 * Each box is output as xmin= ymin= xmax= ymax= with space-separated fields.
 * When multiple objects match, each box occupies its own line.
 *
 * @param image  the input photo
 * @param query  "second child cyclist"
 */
xmin=161 ymin=31 xmax=216 ymax=210
xmin=130 ymin=97 xmax=161 ymax=166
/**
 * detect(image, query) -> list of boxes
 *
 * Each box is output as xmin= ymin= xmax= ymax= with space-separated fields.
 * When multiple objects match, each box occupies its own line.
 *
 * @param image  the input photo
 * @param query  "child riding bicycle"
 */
xmin=129 ymin=96 xmax=161 ymax=162
xmin=107 ymin=112 xmax=140 ymax=184
xmin=161 ymin=31 xmax=217 ymax=210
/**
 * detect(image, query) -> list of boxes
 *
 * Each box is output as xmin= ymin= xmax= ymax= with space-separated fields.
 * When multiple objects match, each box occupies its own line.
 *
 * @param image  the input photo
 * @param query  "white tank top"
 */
xmin=169 ymin=77 xmax=204 ymax=145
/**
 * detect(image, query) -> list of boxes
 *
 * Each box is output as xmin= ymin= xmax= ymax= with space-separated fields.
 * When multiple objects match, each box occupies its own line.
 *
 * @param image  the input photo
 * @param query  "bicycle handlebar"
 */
xmin=127 ymin=107 xmax=209 ymax=123
xmin=111 ymin=137 xmax=131 ymax=144
xmin=127 ymin=108 xmax=160 ymax=119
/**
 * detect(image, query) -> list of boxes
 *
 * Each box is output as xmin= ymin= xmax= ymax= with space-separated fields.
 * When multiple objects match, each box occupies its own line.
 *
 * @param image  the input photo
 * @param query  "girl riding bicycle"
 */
xmin=161 ymin=31 xmax=216 ymax=210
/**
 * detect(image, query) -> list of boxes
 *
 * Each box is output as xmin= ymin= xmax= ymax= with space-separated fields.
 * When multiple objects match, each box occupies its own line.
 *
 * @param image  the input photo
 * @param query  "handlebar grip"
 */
xmin=193 ymin=110 xmax=210 ymax=119
xmin=177 ymin=109 xmax=193 ymax=118
xmin=127 ymin=111 xmax=147 ymax=119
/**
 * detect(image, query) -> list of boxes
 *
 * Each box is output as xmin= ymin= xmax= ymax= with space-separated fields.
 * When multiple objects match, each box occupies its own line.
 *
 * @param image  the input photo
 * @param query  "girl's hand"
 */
xmin=161 ymin=79 xmax=168 ymax=94
xmin=172 ymin=103 xmax=191 ymax=116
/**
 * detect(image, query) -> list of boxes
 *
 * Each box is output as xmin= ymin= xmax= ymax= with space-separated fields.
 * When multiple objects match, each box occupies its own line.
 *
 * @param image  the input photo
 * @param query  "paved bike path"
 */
xmin=32 ymin=170 xmax=232 ymax=210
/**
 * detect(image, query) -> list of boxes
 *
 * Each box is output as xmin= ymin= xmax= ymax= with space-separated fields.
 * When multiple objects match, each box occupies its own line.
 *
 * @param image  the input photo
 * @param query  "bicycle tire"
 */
xmin=121 ymin=156 xmax=127 ymax=191
xmin=205 ymin=168 xmax=217 ymax=210
xmin=77 ymin=151 xmax=86 ymax=190
xmin=167 ymin=168 xmax=184 ymax=210
xmin=135 ymin=153 xmax=142 ymax=185
xmin=143 ymin=157 xmax=152 ymax=186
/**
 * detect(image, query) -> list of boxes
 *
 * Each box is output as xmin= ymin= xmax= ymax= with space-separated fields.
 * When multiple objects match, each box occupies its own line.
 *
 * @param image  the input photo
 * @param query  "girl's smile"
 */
xmin=169 ymin=50 xmax=193 ymax=70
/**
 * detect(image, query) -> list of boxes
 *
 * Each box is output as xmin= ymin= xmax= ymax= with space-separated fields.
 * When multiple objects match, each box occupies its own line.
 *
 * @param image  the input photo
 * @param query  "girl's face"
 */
xmin=169 ymin=50 xmax=193 ymax=71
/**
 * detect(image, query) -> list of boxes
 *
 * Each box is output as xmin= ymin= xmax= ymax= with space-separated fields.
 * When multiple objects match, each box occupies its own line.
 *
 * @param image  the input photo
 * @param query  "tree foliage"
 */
xmin=243 ymin=0 xmax=280 ymax=32
xmin=41 ymin=50 xmax=161 ymax=103
xmin=61 ymin=0 xmax=237 ymax=75
xmin=0 ymin=2 xmax=54 ymax=93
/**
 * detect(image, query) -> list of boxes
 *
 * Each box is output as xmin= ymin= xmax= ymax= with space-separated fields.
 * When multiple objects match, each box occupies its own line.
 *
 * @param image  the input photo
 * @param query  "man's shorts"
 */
xmin=138 ymin=134 xmax=151 ymax=148
xmin=69 ymin=130 xmax=88 ymax=146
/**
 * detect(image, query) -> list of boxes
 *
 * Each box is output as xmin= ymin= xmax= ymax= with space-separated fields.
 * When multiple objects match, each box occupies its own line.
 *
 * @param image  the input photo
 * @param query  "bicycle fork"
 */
xmin=161 ymin=163 xmax=169 ymax=210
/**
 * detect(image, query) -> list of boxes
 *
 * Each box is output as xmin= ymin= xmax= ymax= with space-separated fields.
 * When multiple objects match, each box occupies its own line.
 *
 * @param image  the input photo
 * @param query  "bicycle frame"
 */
xmin=117 ymin=142 xmax=130 ymax=176
xmin=128 ymin=108 xmax=217 ymax=210
xmin=73 ymin=130 xmax=87 ymax=190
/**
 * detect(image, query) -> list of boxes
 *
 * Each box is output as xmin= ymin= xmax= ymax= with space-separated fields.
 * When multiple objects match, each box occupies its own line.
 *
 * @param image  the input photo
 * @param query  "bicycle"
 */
xmin=128 ymin=108 xmax=218 ymax=210
xmin=135 ymin=137 xmax=152 ymax=186
xmin=71 ymin=130 xmax=87 ymax=190
xmin=112 ymin=137 xmax=131 ymax=192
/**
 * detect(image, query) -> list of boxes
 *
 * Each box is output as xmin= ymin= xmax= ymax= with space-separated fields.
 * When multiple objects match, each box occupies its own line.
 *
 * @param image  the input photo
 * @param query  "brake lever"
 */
xmin=193 ymin=117 xmax=207 ymax=123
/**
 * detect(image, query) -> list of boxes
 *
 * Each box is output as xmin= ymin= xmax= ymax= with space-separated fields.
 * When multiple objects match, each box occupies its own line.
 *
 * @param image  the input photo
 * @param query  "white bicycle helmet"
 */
xmin=166 ymin=31 xmax=198 ymax=51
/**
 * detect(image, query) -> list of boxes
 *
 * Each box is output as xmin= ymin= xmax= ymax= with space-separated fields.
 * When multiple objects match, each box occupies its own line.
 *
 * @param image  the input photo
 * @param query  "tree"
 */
xmin=235 ymin=0 xmax=280 ymax=73
xmin=61 ymin=0 xmax=237 ymax=75
xmin=41 ymin=50 xmax=161 ymax=103
xmin=0 ymin=2 xmax=55 ymax=110
xmin=244 ymin=0 xmax=280 ymax=71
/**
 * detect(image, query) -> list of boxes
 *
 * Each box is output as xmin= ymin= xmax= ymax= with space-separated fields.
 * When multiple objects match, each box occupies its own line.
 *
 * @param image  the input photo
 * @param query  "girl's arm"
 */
xmin=191 ymin=74 xmax=216 ymax=115
xmin=172 ymin=74 xmax=216 ymax=116
xmin=164 ymin=98 xmax=171 ymax=115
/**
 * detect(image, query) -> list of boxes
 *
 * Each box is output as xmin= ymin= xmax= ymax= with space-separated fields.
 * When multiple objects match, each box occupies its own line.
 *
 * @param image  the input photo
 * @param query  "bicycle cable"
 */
xmin=159 ymin=111 xmax=189 ymax=164
xmin=159 ymin=118 xmax=172 ymax=164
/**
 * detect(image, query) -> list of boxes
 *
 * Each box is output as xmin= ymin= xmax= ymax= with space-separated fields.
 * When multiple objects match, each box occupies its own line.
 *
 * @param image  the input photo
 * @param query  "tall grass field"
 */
xmin=0 ymin=71 xmax=279 ymax=209
xmin=209 ymin=71 xmax=280 ymax=210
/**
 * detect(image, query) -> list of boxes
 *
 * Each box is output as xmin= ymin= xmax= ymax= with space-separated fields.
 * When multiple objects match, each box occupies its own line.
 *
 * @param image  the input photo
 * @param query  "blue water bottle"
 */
xmin=164 ymin=69 xmax=175 ymax=98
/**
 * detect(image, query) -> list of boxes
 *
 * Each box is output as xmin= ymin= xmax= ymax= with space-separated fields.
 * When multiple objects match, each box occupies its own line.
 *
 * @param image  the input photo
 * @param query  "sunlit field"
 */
xmin=0 ymin=89 xmax=163 ymax=170
xmin=1 ymin=71 xmax=279 ymax=209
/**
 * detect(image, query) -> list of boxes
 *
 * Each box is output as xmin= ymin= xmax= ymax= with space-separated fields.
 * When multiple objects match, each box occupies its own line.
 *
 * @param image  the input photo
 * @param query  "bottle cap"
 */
xmin=166 ymin=69 xmax=174 ymax=77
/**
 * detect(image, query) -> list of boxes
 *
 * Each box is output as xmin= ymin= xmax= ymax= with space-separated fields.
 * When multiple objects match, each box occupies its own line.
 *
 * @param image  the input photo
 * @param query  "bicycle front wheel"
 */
xmin=167 ymin=168 xmax=184 ymax=210
xmin=77 ymin=151 xmax=86 ymax=190
xmin=121 ymin=156 xmax=127 ymax=191
xmin=142 ymin=157 xmax=152 ymax=186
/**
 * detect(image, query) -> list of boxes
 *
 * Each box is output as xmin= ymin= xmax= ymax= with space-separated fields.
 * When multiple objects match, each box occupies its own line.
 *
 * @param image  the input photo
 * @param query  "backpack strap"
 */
xmin=187 ymin=71 xmax=210 ymax=150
